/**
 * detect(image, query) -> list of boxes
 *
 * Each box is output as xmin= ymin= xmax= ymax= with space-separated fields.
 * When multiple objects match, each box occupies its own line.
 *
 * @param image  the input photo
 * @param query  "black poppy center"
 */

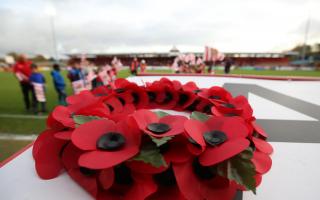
xmin=147 ymin=91 xmax=156 ymax=101
xmin=79 ymin=167 xmax=96 ymax=176
xmin=106 ymin=104 xmax=114 ymax=112
xmin=117 ymin=97 xmax=125 ymax=106
xmin=132 ymin=92 xmax=140 ymax=104
xmin=96 ymin=132 xmax=126 ymax=151
xmin=193 ymin=89 xmax=202 ymax=94
xmin=163 ymin=91 xmax=173 ymax=103
xmin=115 ymin=88 xmax=125 ymax=93
xmin=202 ymin=104 xmax=212 ymax=114
xmin=209 ymin=95 xmax=221 ymax=100
xmin=222 ymin=103 xmax=235 ymax=109
xmin=178 ymin=93 xmax=189 ymax=105
xmin=203 ymin=130 xmax=227 ymax=146
xmin=186 ymin=99 xmax=200 ymax=111
xmin=147 ymin=123 xmax=171 ymax=134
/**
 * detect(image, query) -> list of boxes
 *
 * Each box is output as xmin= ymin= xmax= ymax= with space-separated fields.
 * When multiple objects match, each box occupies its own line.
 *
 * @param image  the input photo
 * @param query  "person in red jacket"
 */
xmin=130 ymin=57 xmax=139 ymax=75
xmin=13 ymin=54 xmax=35 ymax=112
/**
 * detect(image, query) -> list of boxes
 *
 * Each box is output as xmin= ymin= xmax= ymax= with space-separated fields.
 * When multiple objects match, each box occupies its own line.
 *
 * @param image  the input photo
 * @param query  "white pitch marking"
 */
xmin=249 ymin=93 xmax=318 ymax=121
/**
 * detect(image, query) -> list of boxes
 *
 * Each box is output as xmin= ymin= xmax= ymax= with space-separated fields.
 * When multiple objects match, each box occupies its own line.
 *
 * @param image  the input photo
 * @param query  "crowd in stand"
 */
xmin=171 ymin=53 xmax=232 ymax=74
xmin=12 ymin=54 xmax=123 ymax=115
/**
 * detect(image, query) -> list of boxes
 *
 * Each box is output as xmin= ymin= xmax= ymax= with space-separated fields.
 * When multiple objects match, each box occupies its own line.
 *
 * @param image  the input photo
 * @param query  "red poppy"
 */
xmin=145 ymin=79 xmax=179 ymax=109
xmin=195 ymin=98 xmax=214 ymax=114
xmin=212 ymin=95 xmax=254 ymax=121
xmin=114 ymin=78 xmax=149 ymax=109
xmin=33 ymin=129 xmax=67 ymax=179
xmin=131 ymin=109 xmax=187 ymax=138
xmin=184 ymin=116 xmax=250 ymax=166
xmin=198 ymin=86 xmax=232 ymax=103
xmin=71 ymin=118 xmax=141 ymax=169
xmin=173 ymin=159 xmax=238 ymax=200
xmin=171 ymin=82 xmax=198 ymax=111
xmin=48 ymin=98 xmax=110 ymax=129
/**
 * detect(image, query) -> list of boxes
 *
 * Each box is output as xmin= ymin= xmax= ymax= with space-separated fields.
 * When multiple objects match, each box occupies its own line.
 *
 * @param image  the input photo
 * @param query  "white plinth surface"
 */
xmin=1 ymin=76 xmax=320 ymax=200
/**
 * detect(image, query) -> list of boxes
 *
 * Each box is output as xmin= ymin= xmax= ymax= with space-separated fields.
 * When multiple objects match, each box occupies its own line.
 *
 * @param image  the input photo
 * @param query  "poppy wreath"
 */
xmin=33 ymin=78 xmax=273 ymax=200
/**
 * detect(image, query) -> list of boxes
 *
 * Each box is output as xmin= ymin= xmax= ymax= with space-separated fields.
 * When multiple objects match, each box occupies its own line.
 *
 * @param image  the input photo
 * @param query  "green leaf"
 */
xmin=190 ymin=111 xmax=210 ymax=122
xmin=132 ymin=143 xmax=167 ymax=168
xmin=217 ymin=149 xmax=256 ymax=194
xmin=154 ymin=111 xmax=170 ymax=118
xmin=73 ymin=115 xmax=102 ymax=125
xmin=150 ymin=136 xmax=173 ymax=147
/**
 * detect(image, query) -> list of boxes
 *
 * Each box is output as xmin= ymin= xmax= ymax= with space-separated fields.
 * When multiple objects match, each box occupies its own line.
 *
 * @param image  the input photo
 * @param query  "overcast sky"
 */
xmin=0 ymin=0 xmax=319 ymax=57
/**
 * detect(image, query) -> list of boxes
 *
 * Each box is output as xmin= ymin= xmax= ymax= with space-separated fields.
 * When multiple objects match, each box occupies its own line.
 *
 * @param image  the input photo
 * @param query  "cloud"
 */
xmin=0 ymin=0 xmax=319 ymax=57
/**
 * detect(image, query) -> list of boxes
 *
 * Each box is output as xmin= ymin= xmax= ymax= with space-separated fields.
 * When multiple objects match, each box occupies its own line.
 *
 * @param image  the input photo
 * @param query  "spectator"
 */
xmin=29 ymin=64 xmax=47 ymax=114
xmin=224 ymin=57 xmax=232 ymax=74
xmin=13 ymin=54 xmax=35 ymax=112
xmin=51 ymin=63 xmax=67 ymax=105
xmin=140 ymin=59 xmax=147 ymax=73
xmin=91 ymin=67 xmax=104 ymax=89
xmin=68 ymin=62 xmax=85 ymax=94
xmin=130 ymin=57 xmax=139 ymax=75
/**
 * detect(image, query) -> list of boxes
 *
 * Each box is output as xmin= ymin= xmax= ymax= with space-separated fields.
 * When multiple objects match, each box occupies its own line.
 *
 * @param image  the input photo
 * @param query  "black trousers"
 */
xmin=56 ymin=88 xmax=67 ymax=105
xmin=131 ymin=69 xmax=137 ymax=75
xmin=20 ymin=82 xmax=36 ymax=111
xmin=34 ymin=101 xmax=47 ymax=113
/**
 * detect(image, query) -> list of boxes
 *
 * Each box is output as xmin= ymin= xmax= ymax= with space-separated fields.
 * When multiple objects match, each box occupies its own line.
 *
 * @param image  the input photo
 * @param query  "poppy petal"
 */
xmin=153 ymin=115 xmax=187 ymax=137
xmin=99 ymin=168 xmax=114 ymax=190
xmin=61 ymin=143 xmax=83 ymax=170
xmin=52 ymin=106 xmax=74 ymax=128
xmin=182 ymin=81 xmax=198 ymax=92
xmin=79 ymin=146 xmax=139 ymax=169
xmin=252 ymin=151 xmax=272 ymax=174
xmin=131 ymin=109 xmax=158 ymax=130
xmin=164 ymin=137 xmax=192 ymax=163
xmin=252 ymin=137 xmax=273 ymax=155
xmin=33 ymin=129 xmax=56 ymax=159
xmin=252 ymin=121 xmax=268 ymax=138
xmin=54 ymin=130 xmax=73 ymax=140
xmin=172 ymin=161 xmax=203 ymax=200
xmin=199 ymin=139 xmax=250 ymax=166
xmin=35 ymin=133 xmax=67 ymax=179
xmin=184 ymin=119 xmax=207 ymax=148
xmin=72 ymin=119 xmax=116 ymax=151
